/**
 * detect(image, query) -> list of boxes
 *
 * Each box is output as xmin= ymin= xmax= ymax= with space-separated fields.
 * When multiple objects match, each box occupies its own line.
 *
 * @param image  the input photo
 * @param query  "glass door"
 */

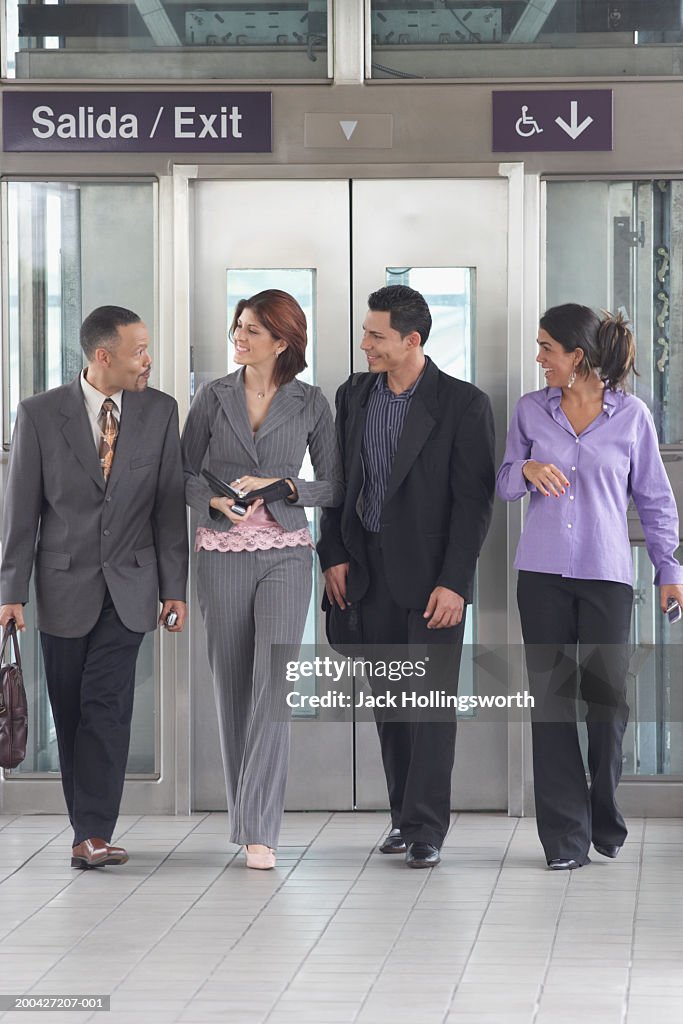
xmin=351 ymin=178 xmax=511 ymax=811
xmin=188 ymin=174 xmax=514 ymax=812
xmin=188 ymin=178 xmax=353 ymax=809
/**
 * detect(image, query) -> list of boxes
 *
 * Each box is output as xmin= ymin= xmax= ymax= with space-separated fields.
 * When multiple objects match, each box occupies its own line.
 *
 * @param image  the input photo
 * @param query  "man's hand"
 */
xmin=0 ymin=604 xmax=25 ymax=631
xmin=159 ymin=600 xmax=187 ymax=633
xmin=423 ymin=587 xmax=464 ymax=629
xmin=324 ymin=563 xmax=350 ymax=610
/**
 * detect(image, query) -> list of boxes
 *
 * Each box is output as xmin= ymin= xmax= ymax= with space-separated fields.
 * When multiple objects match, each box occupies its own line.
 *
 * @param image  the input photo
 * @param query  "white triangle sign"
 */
xmin=339 ymin=120 xmax=358 ymax=141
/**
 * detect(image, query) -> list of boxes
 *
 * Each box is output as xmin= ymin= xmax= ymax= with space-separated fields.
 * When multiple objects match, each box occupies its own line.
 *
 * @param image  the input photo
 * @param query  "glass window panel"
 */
xmin=385 ymin=265 xmax=477 ymax=714
xmin=369 ymin=1 xmax=683 ymax=80
xmin=546 ymin=179 xmax=683 ymax=444
xmin=3 ymin=179 xmax=158 ymax=777
xmin=623 ymin=544 xmax=683 ymax=776
xmin=6 ymin=0 xmax=329 ymax=80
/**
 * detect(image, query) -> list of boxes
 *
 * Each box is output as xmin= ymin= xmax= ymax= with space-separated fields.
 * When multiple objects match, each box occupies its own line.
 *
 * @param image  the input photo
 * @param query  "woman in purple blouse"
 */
xmin=497 ymin=303 xmax=683 ymax=870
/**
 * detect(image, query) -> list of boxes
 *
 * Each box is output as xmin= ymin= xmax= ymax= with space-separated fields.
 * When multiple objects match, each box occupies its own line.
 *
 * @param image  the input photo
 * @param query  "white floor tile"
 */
xmin=1 ymin=812 xmax=682 ymax=1024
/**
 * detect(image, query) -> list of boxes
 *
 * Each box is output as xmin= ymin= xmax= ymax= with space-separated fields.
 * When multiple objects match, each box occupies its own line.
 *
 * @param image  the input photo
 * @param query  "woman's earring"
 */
xmin=567 ymin=367 xmax=577 ymax=389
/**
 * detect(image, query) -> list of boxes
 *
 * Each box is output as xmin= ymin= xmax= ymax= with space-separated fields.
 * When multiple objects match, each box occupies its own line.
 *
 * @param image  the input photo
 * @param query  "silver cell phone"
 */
xmin=666 ymin=599 xmax=681 ymax=625
xmin=165 ymin=611 xmax=178 ymax=627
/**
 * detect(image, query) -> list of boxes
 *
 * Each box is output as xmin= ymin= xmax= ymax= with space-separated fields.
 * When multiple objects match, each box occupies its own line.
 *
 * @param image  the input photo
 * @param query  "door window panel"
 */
xmin=386 ymin=266 xmax=474 ymax=381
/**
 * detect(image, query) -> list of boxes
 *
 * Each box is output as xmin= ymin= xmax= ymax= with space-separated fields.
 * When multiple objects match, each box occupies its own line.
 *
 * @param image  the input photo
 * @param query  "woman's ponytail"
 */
xmin=598 ymin=310 xmax=637 ymax=390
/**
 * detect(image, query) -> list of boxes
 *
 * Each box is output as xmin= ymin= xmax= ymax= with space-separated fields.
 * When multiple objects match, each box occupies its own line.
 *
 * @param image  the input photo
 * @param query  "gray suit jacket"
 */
xmin=182 ymin=369 xmax=343 ymax=531
xmin=0 ymin=377 xmax=188 ymax=637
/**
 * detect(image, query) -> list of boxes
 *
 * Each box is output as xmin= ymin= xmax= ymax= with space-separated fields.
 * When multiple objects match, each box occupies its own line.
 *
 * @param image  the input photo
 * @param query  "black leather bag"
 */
xmin=322 ymin=592 xmax=364 ymax=656
xmin=0 ymin=621 xmax=28 ymax=770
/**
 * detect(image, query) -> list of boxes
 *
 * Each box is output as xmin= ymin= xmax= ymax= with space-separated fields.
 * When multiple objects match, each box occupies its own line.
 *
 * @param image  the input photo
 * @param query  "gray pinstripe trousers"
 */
xmin=197 ymin=545 xmax=312 ymax=849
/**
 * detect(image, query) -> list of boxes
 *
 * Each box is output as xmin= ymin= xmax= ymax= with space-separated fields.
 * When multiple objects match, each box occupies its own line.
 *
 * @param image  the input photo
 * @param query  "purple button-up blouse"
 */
xmin=496 ymin=387 xmax=683 ymax=587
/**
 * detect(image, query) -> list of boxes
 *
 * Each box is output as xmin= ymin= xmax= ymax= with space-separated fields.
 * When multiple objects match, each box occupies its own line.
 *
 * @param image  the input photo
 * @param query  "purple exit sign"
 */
xmin=3 ymin=91 xmax=272 ymax=153
xmin=493 ymin=90 xmax=613 ymax=152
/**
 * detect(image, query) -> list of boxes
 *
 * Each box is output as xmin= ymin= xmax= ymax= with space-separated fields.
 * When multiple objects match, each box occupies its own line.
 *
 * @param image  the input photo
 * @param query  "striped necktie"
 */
xmin=98 ymin=399 xmax=119 ymax=481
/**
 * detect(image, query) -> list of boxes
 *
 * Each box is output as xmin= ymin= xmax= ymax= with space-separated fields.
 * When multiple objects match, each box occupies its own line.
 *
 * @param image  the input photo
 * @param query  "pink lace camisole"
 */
xmin=195 ymin=502 xmax=313 ymax=554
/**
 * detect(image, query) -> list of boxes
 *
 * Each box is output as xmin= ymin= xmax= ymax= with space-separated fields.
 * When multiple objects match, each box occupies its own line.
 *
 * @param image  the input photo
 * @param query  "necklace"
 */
xmin=247 ymin=384 xmax=276 ymax=400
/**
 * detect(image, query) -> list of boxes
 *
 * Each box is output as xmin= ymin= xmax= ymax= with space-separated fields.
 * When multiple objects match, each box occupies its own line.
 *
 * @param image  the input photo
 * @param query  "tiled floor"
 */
xmin=0 ymin=813 xmax=682 ymax=1024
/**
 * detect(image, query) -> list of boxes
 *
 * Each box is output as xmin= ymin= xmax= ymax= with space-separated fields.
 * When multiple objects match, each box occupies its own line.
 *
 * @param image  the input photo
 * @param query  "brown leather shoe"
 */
xmin=71 ymin=838 xmax=129 ymax=870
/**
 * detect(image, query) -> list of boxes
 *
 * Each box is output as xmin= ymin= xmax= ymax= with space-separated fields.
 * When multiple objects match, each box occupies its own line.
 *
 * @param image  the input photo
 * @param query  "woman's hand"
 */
xmin=230 ymin=475 xmax=281 ymax=494
xmin=230 ymin=475 xmax=297 ymax=501
xmin=210 ymin=495 xmax=263 ymax=524
xmin=659 ymin=583 xmax=683 ymax=615
xmin=522 ymin=460 xmax=570 ymax=498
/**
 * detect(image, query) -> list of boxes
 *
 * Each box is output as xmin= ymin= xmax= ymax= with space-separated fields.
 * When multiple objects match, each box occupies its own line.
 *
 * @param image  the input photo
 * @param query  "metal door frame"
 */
xmin=0 ymin=174 xmax=183 ymax=816
xmin=171 ymin=161 xmax=531 ymax=816
xmin=538 ymin=174 xmax=683 ymax=816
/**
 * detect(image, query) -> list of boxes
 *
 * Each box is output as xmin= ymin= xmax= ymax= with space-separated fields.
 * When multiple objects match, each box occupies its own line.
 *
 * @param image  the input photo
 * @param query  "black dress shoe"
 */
xmin=547 ymin=857 xmax=583 ymax=870
xmin=405 ymin=842 xmax=440 ymax=868
xmin=378 ymin=828 xmax=407 ymax=854
xmin=593 ymin=843 xmax=620 ymax=859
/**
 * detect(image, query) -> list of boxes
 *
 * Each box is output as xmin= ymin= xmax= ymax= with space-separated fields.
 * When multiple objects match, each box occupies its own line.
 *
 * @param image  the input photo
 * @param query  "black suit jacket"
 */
xmin=317 ymin=360 xmax=495 ymax=609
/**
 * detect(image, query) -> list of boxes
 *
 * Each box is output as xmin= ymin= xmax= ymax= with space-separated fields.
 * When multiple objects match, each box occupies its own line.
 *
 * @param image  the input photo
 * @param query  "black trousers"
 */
xmin=40 ymin=591 xmax=144 ymax=847
xmin=517 ymin=571 xmax=633 ymax=865
xmin=362 ymin=532 xmax=466 ymax=849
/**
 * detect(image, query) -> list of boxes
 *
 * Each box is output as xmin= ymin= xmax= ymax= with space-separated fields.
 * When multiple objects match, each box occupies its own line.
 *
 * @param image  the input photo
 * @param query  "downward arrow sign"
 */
xmin=555 ymin=101 xmax=593 ymax=140
xmin=339 ymin=120 xmax=358 ymax=141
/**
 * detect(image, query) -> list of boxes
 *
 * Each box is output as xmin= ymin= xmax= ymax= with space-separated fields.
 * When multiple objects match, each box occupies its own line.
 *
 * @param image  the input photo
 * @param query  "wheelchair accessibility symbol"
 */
xmin=515 ymin=105 xmax=543 ymax=137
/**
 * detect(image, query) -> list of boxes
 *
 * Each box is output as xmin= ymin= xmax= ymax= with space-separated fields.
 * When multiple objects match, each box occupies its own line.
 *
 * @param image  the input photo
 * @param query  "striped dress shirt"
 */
xmin=361 ymin=360 xmax=427 ymax=532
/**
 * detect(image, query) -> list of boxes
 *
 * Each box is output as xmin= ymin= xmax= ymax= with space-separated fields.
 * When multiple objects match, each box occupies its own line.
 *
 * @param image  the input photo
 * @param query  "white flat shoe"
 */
xmin=245 ymin=844 xmax=276 ymax=870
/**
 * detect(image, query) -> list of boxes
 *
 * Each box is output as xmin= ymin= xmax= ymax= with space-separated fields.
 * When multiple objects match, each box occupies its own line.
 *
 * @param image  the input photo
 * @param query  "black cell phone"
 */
xmin=666 ymin=598 xmax=682 ymax=625
xmin=165 ymin=611 xmax=178 ymax=627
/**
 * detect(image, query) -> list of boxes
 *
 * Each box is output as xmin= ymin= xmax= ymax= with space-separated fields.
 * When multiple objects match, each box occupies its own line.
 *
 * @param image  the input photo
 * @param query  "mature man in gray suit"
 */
xmin=0 ymin=306 xmax=188 ymax=869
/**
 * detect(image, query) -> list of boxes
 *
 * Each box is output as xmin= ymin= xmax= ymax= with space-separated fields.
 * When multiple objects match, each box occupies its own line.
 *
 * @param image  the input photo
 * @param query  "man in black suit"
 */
xmin=0 ymin=306 xmax=188 ymax=870
xmin=318 ymin=285 xmax=495 ymax=867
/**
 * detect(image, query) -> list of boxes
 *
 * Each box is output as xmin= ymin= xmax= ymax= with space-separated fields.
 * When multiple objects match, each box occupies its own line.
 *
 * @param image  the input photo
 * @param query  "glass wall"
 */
xmin=546 ymin=177 xmax=683 ymax=776
xmin=5 ymin=0 xmax=330 ymax=79
xmin=2 ymin=179 xmax=159 ymax=776
xmin=369 ymin=1 xmax=683 ymax=79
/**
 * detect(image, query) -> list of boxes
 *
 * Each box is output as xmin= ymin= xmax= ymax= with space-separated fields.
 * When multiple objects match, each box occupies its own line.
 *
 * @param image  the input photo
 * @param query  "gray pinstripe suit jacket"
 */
xmin=181 ymin=369 xmax=344 ymax=531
